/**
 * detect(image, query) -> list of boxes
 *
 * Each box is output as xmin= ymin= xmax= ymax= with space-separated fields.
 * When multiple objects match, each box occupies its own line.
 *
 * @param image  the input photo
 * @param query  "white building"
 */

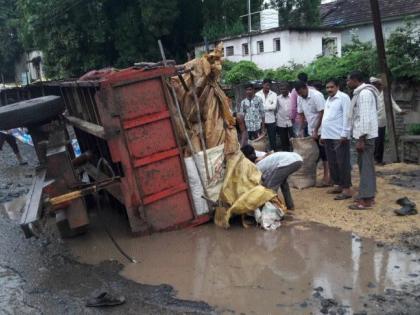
xmin=321 ymin=0 xmax=420 ymax=45
xmin=195 ymin=27 xmax=342 ymax=70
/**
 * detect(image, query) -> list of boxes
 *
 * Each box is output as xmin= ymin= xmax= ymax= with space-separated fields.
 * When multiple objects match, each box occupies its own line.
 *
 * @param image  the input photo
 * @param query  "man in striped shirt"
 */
xmin=347 ymin=71 xmax=379 ymax=210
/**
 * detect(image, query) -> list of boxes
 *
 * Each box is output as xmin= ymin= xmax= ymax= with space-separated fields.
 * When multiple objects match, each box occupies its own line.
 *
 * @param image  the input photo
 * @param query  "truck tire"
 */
xmin=0 ymin=96 xmax=64 ymax=130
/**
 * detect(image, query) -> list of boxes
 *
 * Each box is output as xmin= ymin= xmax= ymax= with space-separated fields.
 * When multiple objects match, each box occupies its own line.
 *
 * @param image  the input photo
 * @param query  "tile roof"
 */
xmin=321 ymin=0 xmax=420 ymax=27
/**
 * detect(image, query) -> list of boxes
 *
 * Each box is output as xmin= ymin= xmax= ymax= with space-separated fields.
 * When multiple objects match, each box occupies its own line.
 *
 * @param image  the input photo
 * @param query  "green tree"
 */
xmin=224 ymin=61 xmax=264 ymax=84
xmin=201 ymin=0 xmax=263 ymax=41
xmin=0 ymin=0 xmax=22 ymax=82
xmin=271 ymin=0 xmax=321 ymax=27
xmin=387 ymin=22 xmax=420 ymax=82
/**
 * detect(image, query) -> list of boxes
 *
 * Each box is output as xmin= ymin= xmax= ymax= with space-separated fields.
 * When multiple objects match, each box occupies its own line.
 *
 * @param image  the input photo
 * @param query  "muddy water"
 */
xmin=68 ymin=210 xmax=420 ymax=314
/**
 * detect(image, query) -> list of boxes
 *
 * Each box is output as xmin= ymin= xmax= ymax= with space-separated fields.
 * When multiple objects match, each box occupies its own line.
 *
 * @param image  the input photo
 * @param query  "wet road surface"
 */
xmin=68 ymin=206 xmax=420 ymax=314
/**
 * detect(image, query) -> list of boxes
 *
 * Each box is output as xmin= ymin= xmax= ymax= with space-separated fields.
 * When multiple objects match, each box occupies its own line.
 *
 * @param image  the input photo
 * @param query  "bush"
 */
xmin=387 ymin=22 xmax=420 ymax=82
xmin=224 ymin=60 xmax=264 ymax=84
xmin=408 ymin=124 xmax=420 ymax=136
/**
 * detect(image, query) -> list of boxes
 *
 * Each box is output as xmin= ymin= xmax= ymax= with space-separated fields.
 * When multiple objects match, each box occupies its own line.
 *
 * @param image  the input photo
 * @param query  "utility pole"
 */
xmin=369 ymin=0 xmax=399 ymax=162
xmin=247 ymin=0 xmax=252 ymax=32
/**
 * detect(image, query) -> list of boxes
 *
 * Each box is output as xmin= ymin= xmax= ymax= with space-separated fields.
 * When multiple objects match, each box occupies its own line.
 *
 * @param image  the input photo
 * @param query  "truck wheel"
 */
xmin=0 ymin=96 xmax=64 ymax=130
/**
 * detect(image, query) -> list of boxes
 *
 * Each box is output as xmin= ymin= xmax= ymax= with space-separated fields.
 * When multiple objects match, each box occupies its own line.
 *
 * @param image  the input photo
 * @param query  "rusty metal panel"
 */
xmin=94 ymin=66 xmax=203 ymax=234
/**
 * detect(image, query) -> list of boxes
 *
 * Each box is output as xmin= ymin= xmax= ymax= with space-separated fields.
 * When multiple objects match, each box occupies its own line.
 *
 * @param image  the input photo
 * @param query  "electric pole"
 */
xmin=369 ymin=0 xmax=399 ymax=162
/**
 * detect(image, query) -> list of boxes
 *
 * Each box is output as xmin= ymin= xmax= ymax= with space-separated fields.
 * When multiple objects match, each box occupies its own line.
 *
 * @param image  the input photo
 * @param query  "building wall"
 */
xmin=196 ymin=30 xmax=342 ymax=70
xmin=14 ymin=50 xmax=45 ymax=85
xmin=341 ymin=17 xmax=420 ymax=45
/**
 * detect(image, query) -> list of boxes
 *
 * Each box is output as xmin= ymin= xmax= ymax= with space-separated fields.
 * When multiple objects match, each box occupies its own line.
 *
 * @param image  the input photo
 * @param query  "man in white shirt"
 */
xmin=347 ymin=71 xmax=379 ymax=210
xmin=321 ymin=79 xmax=353 ymax=200
xmin=369 ymin=76 xmax=404 ymax=165
xmin=256 ymin=79 xmax=278 ymax=151
xmin=241 ymin=144 xmax=303 ymax=210
xmin=276 ymin=83 xmax=293 ymax=151
xmin=296 ymin=81 xmax=330 ymax=186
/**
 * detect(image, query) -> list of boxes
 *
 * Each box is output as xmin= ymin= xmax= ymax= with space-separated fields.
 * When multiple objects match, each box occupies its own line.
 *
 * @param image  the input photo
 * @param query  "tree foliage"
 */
xmin=0 ymin=0 xmax=22 ymax=82
xmin=387 ymin=22 xmax=420 ymax=81
xmin=271 ymin=0 xmax=321 ymax=27
xmin=201 ymin=0 xmax=263 ymax=41
xmin=14 ymin=0 xmax=202 ymax=78
xmin=223 ymin=24 xmax=419 ymax=85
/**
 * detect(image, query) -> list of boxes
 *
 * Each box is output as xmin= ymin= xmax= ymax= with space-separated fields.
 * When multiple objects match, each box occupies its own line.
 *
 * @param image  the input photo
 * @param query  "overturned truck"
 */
xmin=0 ymin=44 xmax=285 ymax=237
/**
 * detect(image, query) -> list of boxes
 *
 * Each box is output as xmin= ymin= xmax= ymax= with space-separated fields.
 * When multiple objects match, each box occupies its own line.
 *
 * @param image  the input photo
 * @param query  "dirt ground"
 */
xmin=293 ymin=162 xmax=420 ymax=245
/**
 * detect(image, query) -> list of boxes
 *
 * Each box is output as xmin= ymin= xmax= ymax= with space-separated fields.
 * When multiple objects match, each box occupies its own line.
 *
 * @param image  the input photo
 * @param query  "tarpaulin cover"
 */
xmin=172 ymin=44 xmax=285 ymax=228
xmin=171 ymin=43 xmax=235 ymax=156
xmin=215 ymin=152 xmax=279 ymax=228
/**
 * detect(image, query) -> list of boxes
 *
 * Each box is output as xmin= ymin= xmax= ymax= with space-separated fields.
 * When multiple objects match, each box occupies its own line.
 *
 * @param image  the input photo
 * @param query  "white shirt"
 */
xmin=256 ymin=90 xmax=277 ymax=124
xmin=257 ymin=152 xmax=303 ymax=173
xmin=297 ymin=89 xmax=325 ymax=135
xmin=321 ymin=90 xmax=351 ymax=140
xmin=377 ymin=91 xmax=402 ymax=127
xmin=276 ymin=94 xmax=293 ymax=128
xmin=352 ymin=84 xmax=379 ymax=139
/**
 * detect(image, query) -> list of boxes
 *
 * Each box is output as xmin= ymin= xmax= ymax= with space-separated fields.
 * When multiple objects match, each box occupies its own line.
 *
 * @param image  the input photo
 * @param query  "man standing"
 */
xmin=321 ymin=79 xmax=353 ymax=200
xmin=239 ymin=83 xmax=264 ymax=140
xmin=296 ymin=81 xmax=330 ymax=186
xmin=290 ymin=73 xmax=311 ymax=137
xmin=276 ymin=83 xmax=293 ymax=151
xmin=256 ymin=79 xmax=277 ymax=151
xmin=347 ymin=71 xmax=379 ymax=210
xmin=370 ymin=76 xmax=403 ymax=165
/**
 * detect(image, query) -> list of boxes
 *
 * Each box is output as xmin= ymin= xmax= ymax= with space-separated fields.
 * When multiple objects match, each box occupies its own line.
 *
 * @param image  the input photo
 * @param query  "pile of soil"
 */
xmin=292 ymin=163 xmax=420 ymax=244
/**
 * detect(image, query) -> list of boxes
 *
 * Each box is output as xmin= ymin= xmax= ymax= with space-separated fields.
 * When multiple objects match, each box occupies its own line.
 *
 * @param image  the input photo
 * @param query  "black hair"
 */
xmin=245 ymin=83 xmax=254 ymax=89
xmin=294 ymin=80 xmax=308 ymax=92
xmin=297 ymin=72 xmax=308 ymax=83
xmin=348 ymin=70 xmax=364 ymax=82
xmin=326 ymin=78 xmax=340 ymax=86
xmin=262 ymin=78 xmax=272 ymax=85
xmin=241 ymin=144 xmax=256 ymax=162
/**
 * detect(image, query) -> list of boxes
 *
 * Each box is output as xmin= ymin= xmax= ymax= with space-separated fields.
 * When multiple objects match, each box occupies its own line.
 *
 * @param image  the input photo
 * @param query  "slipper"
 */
xmin=348 ymin=203 xmax=372 ymax=210
xmin=335 ymin=194 xmax=352 ymax=200
xmin=86 ymin=292 xmax=125 ymax=307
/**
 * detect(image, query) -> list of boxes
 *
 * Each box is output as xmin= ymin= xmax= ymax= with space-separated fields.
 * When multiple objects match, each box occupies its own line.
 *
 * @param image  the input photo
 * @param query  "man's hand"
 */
xmin=356 ymin=139 xmax=365 ymax=153
xmin=320 ymin=138 xmax=325 ymax=145
xmin=312 ymin=129 xmax=319 ymax=141
xmin=340 ymin=137 xmax=349 ymax=145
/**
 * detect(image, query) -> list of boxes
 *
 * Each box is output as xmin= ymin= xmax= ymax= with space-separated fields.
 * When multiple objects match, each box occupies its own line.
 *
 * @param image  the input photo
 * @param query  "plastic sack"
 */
xmin=255 ymin=202 xmax=285 ymax=231
xmin=184 ymin=145 xmax=225 ymax=215
xmin=289 ymin=137 xmax=319 ymax=189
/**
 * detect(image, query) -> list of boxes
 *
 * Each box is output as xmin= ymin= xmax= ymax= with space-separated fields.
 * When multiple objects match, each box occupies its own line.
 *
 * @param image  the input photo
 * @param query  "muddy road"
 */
xmin=1 ymin=143 xmax=420 ymax=314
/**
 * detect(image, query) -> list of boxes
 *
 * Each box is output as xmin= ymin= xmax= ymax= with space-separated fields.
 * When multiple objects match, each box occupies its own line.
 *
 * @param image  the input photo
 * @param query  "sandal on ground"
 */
xmin=348 ymin=203 xmax=372 ymax=210
xmin=86 ymin=292 xmax=125 ymax=307
xmin=335 ymin=194 xmax=352 ymax=200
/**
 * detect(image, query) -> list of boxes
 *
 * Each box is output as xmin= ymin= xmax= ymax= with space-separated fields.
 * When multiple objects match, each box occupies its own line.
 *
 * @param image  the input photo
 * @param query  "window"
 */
xmin=273 ymin=38 xmax=281 ymax=52
xmin=225 ymin=46 xmax=234 ymax=56
xmin=322 ymin=37 xmax=337 ymax=56
xmin=257 ymin=40 xmax=264 ymax=54
xmin=242 ymin=43 xmax=249 ymax=56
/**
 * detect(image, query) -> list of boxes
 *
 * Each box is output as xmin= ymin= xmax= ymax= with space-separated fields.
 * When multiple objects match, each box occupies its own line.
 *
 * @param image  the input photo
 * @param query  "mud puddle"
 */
xmin=66 ymin=207 xmax=420 ymax=315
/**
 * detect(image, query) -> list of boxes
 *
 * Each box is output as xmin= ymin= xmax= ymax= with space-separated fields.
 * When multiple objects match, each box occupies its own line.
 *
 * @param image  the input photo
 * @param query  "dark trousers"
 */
xmin=324 ymin=139 xmax=352 ymax=189
xmin=0 ymin=133 xmax=19 ymax=154
xmin=262 ymin=161 xmax=303 ymax=209
xmin=266 ymin=123 xmax=277 ymax=151
xmin=358 ymin=139 xmax=376 ymax=199
xmin=248 ymin=130 xmax=260 ymax=141
xmin=276 ymin=126 xmax=293 ymax=151
xmin=374 ymin=126 xmax=386 ymax=163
